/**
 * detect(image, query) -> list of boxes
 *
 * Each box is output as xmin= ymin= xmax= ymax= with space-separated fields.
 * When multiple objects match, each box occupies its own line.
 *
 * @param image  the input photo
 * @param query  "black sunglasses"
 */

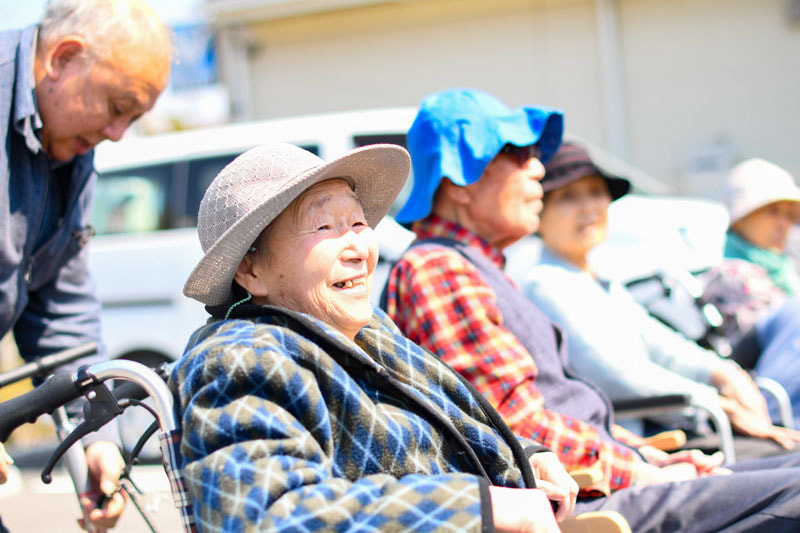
xmin=499 ymin=144 xmax=541 ymax=166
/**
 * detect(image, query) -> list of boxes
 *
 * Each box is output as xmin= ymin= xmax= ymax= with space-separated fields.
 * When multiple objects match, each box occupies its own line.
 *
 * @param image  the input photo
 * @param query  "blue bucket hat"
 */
xmin=396 ymin=88 xmax=564 ymax=224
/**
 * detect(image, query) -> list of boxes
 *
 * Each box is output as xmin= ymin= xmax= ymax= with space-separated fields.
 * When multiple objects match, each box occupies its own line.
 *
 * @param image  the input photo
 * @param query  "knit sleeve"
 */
xmin=172 ymin=320 xmax=490 ymax=532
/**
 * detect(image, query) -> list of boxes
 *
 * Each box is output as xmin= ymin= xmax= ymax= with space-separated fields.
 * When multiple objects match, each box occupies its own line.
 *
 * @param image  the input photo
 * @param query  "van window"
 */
xmin=352 ymin=133 xmax=407 ymax=149
xmin=184 ymin=154 xmax=241 ymax=228
xmin=92 ymin=164 xmax=171 ymax=235
xmin=353 ymin=134 xmax=411 ymax=216
xmin=182 ymin=144 xmax=322 ymax=227
xmin=95 ymin=143 xmax=324 ymax=234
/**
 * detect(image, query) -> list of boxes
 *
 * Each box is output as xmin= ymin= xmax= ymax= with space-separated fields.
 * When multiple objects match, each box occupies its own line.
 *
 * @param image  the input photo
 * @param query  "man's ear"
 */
xmin=233 ymin=256 xmax=269 ymax=299
xmin=439 ymin=177 xmax=471 ymax=205
xmin=43 ymin=36 xmax=89 ymax=80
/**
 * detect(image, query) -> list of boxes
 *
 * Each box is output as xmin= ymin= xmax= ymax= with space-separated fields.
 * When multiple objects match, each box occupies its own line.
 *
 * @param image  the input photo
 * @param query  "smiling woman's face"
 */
xmin=538 ymin=175 xmax=612 ymax=267
xmin=235 ymin=179 xmax=378 ymax=340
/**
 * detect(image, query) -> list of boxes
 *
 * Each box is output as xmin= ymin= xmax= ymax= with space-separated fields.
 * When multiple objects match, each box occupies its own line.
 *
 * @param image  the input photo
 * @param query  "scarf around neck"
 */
xmin=725 ymin=231 xmax=800 ymax=295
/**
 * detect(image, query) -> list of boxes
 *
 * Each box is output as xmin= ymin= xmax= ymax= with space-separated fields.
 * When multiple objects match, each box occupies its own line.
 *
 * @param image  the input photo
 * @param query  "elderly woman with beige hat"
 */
xmin=697 ymin=158 xmax=800 ymax=429
xmin=723 ymin=157 xmax=800 ymax=295
xmin=168 ymin=142 xmax=630 ymax=532
xmin=695 ymin=158 xmax=800 ymax=354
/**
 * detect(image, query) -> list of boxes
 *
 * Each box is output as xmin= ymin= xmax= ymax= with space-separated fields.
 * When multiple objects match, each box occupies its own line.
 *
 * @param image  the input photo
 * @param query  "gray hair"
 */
xmin=38 ymin=0 xmax=170 ymax=62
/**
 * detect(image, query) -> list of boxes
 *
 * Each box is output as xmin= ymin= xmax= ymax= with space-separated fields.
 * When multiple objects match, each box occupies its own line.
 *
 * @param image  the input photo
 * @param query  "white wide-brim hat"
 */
xmin=724 ymin=158 xmax=800 ymax=225
xmin=184 ymin=142 xmax=411 ymax=306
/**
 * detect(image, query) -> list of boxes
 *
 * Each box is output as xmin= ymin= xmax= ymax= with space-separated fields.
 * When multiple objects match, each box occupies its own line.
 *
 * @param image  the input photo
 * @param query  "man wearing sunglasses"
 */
xmin=382 ymin=88 xmax=800 ymax=531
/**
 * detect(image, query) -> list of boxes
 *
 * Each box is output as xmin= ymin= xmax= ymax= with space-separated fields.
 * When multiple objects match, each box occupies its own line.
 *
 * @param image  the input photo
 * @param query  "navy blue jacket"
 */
xmin=0 ymin=26 xmax=104 ymax=367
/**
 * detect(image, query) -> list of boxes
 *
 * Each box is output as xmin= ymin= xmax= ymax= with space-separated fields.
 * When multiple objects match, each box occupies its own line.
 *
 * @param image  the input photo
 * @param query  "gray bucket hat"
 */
xmin=184 ymin=142 xmax=410 ymax=306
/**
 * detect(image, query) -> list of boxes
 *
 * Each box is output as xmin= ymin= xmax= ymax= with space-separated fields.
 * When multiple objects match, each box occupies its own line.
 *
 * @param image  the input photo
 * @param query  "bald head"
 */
xmin=33 ymin=0 xmax=171 ymax=161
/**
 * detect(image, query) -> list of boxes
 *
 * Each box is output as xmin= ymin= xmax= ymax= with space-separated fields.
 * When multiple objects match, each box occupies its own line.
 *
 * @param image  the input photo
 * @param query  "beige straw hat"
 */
xmin=724 ymin=158 xmax=800 ymax=225
xmin=184 ymin=142 xmax=410 ymax=306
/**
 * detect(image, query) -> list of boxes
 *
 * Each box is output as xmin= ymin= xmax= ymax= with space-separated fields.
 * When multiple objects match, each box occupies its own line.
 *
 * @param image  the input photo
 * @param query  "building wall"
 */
xmin=214 ymin=0 xmax=800 ymax=196
xmin=228 ymin=0 xmax=606 ymax=144
xmin=620 ymin=0 xmax=800 ymax=196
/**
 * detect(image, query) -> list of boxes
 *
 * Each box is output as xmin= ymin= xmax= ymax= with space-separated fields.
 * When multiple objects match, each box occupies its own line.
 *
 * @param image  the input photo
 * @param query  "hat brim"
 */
xmin=605 ymin=175 xmax=631 ymax=201
xmin=184 ymin=144 xmax=410 ymax=306
xmin=729 ymin=193 xmax=800 ymax=225
xmin=396 ymin=89 xmax=564 ymax=224
xmin=543 ymin=164 xmax=631 ymax=201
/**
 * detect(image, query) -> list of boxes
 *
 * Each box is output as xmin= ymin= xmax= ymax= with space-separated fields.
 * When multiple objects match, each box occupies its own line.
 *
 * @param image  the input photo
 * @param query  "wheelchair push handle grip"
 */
xmin=0 ymin=372 xmax=83 ymax=442
xmin=0 ymin=341 xmax=97 ymax=388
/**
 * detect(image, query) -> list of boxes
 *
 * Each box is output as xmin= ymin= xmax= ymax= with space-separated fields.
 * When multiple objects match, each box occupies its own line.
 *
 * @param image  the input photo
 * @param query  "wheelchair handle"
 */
xmin=0 ymin=342 xmax=97 ymax=388
xmin=0 ymin=359 xmax=176 ymax=442
xmin=0 ymin=372 xmax=83 ymax=442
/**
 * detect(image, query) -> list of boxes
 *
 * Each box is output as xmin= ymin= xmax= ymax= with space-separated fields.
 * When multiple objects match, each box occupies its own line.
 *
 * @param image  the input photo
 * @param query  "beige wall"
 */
xmin=619 ymin=0 xmax=800 ymax=196
xmin=228 ymin=0 xmax=608 ymax=144
xmin=215 ymin=0 xmax=800 ymax=196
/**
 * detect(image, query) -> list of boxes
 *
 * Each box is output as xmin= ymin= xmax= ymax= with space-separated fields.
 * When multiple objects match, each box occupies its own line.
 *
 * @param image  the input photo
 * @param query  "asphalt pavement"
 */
xmin=0 ymin=463 xmax=182 ymax=532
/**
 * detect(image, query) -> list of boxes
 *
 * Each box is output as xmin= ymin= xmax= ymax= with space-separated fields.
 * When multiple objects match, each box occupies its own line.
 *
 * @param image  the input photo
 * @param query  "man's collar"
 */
xmin=13 ymin=25 xmax=44 ymax=154
xmin=411 ymin=214 xmax=506 ymax=269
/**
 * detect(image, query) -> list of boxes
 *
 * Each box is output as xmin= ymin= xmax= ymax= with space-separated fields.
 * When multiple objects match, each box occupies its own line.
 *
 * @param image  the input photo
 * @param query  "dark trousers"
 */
xmin=575 ymin=453 xmax=800 ymax=532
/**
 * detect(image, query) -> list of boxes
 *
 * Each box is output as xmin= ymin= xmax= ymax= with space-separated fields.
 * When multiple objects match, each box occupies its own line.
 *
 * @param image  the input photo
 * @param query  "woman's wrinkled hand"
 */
xmin=635 ymin=446 xmax=731 ymax=485
xmin=528 ymin=451 xmax=578 ymax=521
xmin=640 ymin=446 xmax=730 ymax=476
xmin=712 ymin=362 xmax=770 ymax=420
xmin=719 ymin=396 xmax=800 ymax=449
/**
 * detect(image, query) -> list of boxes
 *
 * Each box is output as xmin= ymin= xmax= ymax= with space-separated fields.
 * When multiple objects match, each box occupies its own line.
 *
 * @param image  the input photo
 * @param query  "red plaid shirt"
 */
xmin=384 ymin=215 xmax=645 ymax=493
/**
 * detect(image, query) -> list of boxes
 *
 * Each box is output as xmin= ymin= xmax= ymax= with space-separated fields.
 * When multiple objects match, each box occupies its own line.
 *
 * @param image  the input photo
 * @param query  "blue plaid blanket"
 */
xmin=171 ymin=306 xmax=540 ymax=531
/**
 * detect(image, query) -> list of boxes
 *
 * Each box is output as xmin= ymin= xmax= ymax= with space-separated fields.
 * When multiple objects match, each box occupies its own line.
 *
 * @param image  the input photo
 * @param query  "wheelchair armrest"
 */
xmin=643 ymin=429 xmax=687 ymax=451
xmin=612 ymin=393 xmax=693 ymax=418
xmin=561 ymin=511 xmax=632 ymax=533
xmin=687 ymin=397 xmax=737 ymax=464
xmin=569 ymin=467 xmax=603 ymax=489
xmin=612 ymin=393 xmax=737 ymax=464
xmin=756 ymin=376 xmax=795 ymax=429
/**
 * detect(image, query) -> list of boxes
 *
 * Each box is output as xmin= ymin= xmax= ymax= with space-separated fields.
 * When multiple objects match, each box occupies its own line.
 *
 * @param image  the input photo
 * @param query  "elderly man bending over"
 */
xmin=0 ymin=0 xmax=171 ymax=530
xmin=382 ymin=88 xmax=800 ymax=532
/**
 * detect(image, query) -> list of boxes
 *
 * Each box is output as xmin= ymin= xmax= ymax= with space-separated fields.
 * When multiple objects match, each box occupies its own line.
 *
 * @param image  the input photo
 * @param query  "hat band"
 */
xmin=546 ymin=160 xmax=600 ymax=181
